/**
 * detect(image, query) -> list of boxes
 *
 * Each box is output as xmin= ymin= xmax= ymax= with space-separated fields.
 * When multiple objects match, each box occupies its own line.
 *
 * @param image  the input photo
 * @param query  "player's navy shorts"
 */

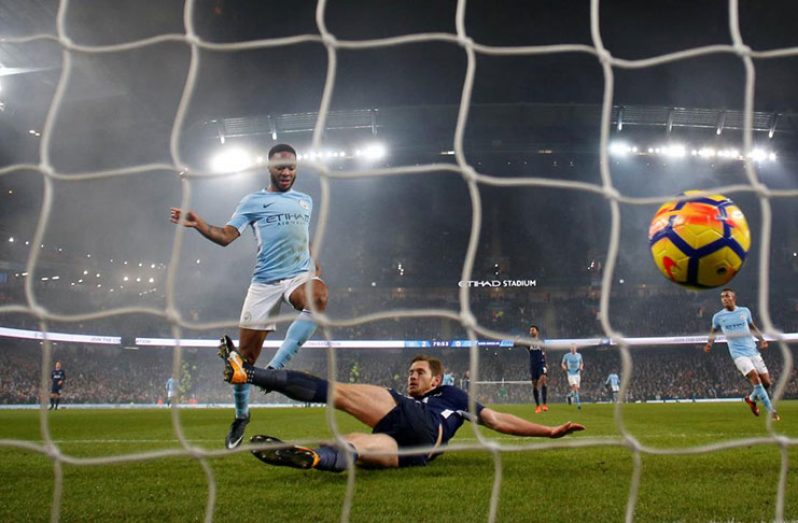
xmin=373 ymin=389 xmax=440 ymax=468
xmin=530 ymin=364 xmax=547 ymax=381
xmin=51 ymin=384 xmax=62 ymax=394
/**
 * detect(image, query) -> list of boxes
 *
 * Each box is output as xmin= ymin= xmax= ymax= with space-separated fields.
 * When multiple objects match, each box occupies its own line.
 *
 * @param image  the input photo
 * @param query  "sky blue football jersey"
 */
xmin=562 ymin=352 xmax=583 ymax=375
xmin=711 ymin=306 xmax=758 ymax=359
xmin=226 ymin=189 xmax=313 ymax=283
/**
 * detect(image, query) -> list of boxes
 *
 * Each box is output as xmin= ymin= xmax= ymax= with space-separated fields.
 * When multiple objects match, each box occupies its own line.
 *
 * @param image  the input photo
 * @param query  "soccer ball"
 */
xmin=648 ymin=191 xmax=750 ymax=288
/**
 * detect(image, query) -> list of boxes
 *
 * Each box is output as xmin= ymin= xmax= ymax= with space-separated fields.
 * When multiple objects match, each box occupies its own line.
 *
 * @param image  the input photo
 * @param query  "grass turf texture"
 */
xmin=0 ymin=402 xmax=796 ymax=522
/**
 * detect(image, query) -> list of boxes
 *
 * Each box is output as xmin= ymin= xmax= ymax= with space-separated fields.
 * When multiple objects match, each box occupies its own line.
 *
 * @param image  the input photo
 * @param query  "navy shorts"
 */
xmin=51 ymin=385 xmax=62 ymax=394
xmin=530 ymin=365 xmax=547 ymax=381
xmin=373 ymin=389 xmax=440 ymax=468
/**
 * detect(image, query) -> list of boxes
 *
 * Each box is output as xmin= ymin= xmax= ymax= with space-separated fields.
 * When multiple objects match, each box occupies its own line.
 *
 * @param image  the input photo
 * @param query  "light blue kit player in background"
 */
xmin=561 ymin=345 xmax=584 ymax=410
xmin=166 ymin=376 xmax=177 ymax=407
xmin=605 ymin=372 xmax=620 ymax=403
xmin=170 ymin=143 xmax=329 ymax=448
xmin=704 ymin=288 xmax=778 ymax=421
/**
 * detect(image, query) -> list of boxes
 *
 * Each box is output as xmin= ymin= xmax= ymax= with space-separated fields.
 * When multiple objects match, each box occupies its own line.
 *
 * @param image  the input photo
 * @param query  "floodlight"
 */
xmin=210 ymin=147 xmax=253 ymax=173
xmin=360 ymin=143 xmax=387 ymax=161
xmin=608 ymin=141 xmax=631 ymax=157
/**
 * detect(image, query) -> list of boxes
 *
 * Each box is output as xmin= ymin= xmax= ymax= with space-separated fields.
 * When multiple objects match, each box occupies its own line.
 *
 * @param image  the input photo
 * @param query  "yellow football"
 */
xmin=648 ymin=192 xmax=750 ymax=288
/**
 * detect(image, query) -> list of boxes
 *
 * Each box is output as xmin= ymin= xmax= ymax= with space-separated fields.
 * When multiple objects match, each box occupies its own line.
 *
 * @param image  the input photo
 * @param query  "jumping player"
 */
xmin=218 ymin=349 xmax=584 ymax=471
xmin=170 ymin=143 xmax=328 ymax=448
xmin=704 ymin=288 xmax=778 ymax=420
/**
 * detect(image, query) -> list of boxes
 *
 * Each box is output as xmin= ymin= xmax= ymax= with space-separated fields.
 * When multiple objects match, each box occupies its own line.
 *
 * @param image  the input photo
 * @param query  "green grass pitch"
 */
xmin=0 ymin=401 xmax=796 ymax=522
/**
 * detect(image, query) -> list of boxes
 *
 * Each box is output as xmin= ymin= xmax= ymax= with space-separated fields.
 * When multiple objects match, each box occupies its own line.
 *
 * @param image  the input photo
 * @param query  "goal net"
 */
xmin=0 ymin=1 xmax=796 ymax=522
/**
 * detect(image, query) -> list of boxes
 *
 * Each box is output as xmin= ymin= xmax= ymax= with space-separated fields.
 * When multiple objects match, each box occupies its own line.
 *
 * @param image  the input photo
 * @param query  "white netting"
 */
xmin=1 ymin=1 xmax=797 ymax=522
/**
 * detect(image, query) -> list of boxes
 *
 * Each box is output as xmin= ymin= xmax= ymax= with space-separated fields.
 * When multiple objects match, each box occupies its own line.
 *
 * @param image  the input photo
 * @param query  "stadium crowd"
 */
xmin=1 ymin=338 xmax=795 ymax=406
xmin=8 ymin=284 xmax=796 ymax=343
xmin=1 ymin=252 xmax=796 ymax=406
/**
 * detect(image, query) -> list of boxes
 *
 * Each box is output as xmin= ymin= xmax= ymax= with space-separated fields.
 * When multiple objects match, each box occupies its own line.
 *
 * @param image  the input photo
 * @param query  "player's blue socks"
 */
xmin=233 ymin=384 xmax=250 ymax=419
xmin=267 ymin=311 xmax=316 ymax=369
xmin=752 ymin=384 xmax=774 ymax=413
xmin=246 ymin=367 xmax=328 ymax=404
xmin=574 ymin=392 xmax=581 ymax=407
xmin=541 ymin=385 xmax=548 ymax=405
xmin=532 ymin=388 xmax=540 ymax=406
xmin=314 ymin=444 xmax=357 ymax=472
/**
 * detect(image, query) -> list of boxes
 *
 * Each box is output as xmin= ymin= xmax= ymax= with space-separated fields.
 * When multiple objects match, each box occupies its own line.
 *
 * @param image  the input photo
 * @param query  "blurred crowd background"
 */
xmin=2 ymin=336 xmax=796 ymax=407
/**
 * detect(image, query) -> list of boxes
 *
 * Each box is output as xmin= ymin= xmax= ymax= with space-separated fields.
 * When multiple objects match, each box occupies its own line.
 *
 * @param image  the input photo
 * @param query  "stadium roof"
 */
xmin=190 ymin=103 xmax=798 ymax=158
